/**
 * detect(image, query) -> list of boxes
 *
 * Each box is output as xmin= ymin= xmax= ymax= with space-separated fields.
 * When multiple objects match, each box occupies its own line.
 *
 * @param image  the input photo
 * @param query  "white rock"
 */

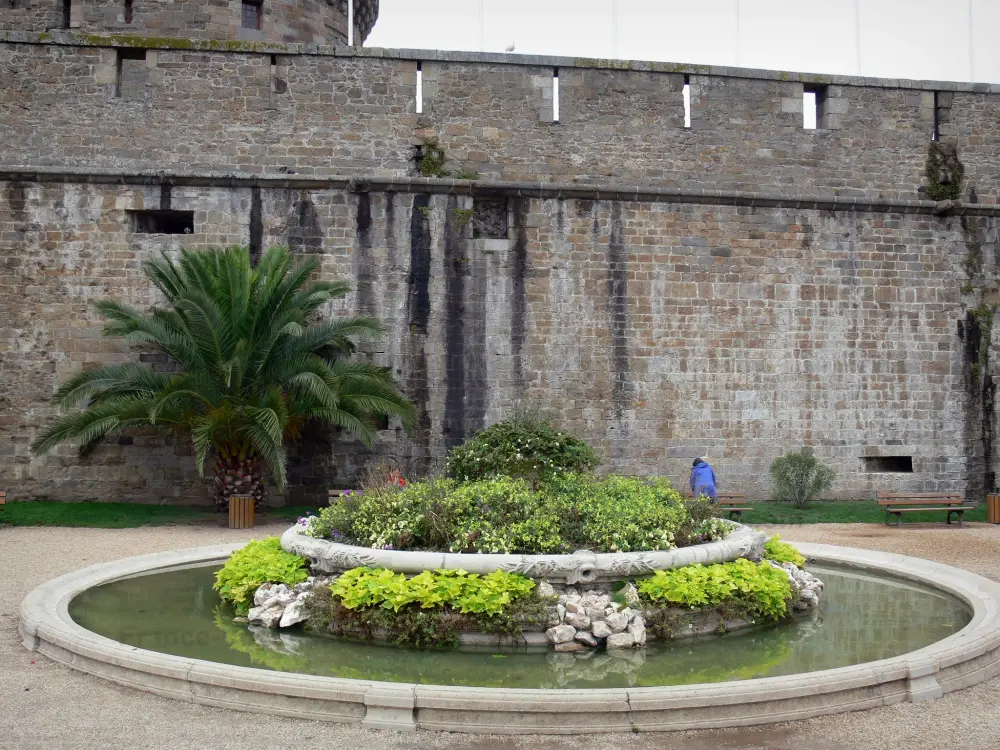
xmin=591 ymin=620 xmax=613 ymax=639
xmin=293 ymin=581 xmax=313 ymax=593
xmin=565 ymin=612 xmax=591 ymax=630
xmin=556 ymin=604 xmax=567 ymax=621
xmin=279 ymin=598 xmax=310 ymax=628
xmin=574 ymin=630 xmax=599 ymax=647
xmin=253 ymin=584 xmax=276 ymax=607
xmin=627 ymin=621 xmax=646 ymax=646
xmin=250 ymin=605 xmax=284 ymax=628
xmin=262 ymin=591 xmax=296 ymax=610
xmin=620 ymin=607 xmax=637 ymax=621
xmin=585 ymin=607 xmax=605 ymax=621
xmin=606 ymin=632 xmax=635 ymax=649
xmin=605 ymin=612 xmax=629 ymax=633
xmin=537 ymin=581 xmax=555 ymax=598
xmin=247 ymin=605 xmax=266 ymax=621
xmin=630 ymin=615 xmax=645 ymax=630
xmin=554 ymin=641 xmax=587 ymax=653
xmin=545 ymin=624 xmax=577 ymax=644
xmin=565 ymin=601 xmax=585 ymax=615
xmin=547 ymin=608 xmax=561 ymax=627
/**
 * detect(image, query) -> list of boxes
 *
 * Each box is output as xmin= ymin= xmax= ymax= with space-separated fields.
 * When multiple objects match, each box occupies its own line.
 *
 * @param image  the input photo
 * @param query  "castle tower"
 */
xmin=0 ymin=0 xmax=379 ymax=46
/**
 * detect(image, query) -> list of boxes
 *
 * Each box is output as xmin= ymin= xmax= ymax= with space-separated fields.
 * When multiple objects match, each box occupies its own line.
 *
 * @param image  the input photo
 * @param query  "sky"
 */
xmin=365 ymin=0 xmax=1000 ymax=84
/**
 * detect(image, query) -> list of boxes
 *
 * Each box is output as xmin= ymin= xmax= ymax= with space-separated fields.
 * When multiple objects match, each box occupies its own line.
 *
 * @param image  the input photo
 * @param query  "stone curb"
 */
xmin=19 ymin=543 xmax=1000 ymax=734
xmin=278 ymin=523 xmax=767 ymax=582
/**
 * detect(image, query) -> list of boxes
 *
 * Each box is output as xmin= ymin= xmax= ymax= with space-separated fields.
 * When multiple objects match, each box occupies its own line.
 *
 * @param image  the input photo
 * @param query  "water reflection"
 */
xmin=69 ymin=564 xmax=971 ymax=689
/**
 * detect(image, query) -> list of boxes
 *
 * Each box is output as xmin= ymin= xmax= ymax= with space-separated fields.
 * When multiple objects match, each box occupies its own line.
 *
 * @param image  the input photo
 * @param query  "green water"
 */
xmin=69 ymin=564 xmax=971 ymax=689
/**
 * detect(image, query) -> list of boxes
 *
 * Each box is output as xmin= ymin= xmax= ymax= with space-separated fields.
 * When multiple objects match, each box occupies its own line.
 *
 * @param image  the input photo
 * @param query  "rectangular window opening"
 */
xmin=241 ymin=0 xmax=263 ymax=31
xmin=864 ymin=456 xmax=914 ymax=473
xmin=473 ymin=199 xmax=509 ymax=240
xmin=61 ymin=0 xmax=71 ymax=29
xmin=129 ymin=209 xmax=194 ymax=235
xmin=115 ymin=48 xmax=146 ymax=98
xmin=683 ymin=74 xmax=691 ymax=129
xmin=416 ymin=61 xmax=423 ymax=114
xmin=553 ymin=67 xmax=560 ymax=123
xmin=375 ymin=414 xmax=390 ymax=431
xmin=804 ymin=84 xmax=828 ymax=130
xmin=124 ymin=0 xmax=133 ymax=24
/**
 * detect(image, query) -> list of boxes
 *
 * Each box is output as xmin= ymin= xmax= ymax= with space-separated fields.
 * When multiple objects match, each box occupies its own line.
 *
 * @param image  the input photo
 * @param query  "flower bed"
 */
xmin=302 ymin=474 xmax=733 ymax=555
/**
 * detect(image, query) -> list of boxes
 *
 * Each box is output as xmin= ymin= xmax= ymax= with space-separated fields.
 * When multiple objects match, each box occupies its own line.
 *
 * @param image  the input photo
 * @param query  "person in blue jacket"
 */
xmin=690 ymin=456 xmax=718 ymax=502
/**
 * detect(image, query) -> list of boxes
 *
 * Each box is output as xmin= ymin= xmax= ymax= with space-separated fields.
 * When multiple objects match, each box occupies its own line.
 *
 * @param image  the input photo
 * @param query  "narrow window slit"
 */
xmin=553 ymin=67 xmax=560 ymax=123
xmin=683 ymin=74 xmax=691 ymax=128
xmin=416 ymin=61 xmax=423 ymax=114
xmin=60 ymin=0 xmax=71 ymax=29
xmin=804 ymin=84 xmax=828 ymax=130
xmin=124 ymin=0 xmax=133 ymax=24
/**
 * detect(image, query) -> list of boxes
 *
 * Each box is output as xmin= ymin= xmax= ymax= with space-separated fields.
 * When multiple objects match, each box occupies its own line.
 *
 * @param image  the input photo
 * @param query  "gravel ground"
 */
xmin=3 ymin=520 xmax=1000 ymax=750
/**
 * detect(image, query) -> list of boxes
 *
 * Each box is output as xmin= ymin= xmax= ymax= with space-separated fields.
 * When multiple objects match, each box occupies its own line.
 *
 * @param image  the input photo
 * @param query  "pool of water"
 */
xmin=69 ymin=564 xmax=972 ymax=689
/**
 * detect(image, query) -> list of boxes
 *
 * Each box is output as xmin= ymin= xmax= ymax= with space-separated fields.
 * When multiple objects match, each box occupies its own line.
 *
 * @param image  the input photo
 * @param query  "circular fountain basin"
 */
xmin=20 ymin=543 xmax=1000 ymax=734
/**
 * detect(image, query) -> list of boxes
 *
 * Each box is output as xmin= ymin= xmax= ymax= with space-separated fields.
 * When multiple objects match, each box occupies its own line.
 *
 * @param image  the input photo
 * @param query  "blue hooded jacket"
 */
xmin=690 ymin=459 xmax=718 ymax=501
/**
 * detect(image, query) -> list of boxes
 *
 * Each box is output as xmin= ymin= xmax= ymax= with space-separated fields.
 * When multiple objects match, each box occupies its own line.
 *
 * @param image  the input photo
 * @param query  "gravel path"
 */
xmin=3 ymin=520 xmax=1000 ymax=750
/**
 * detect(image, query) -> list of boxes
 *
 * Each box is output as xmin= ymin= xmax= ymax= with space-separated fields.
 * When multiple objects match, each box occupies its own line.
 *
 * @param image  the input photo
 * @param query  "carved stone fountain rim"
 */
xmin=279 ymin=524 xmax=767 ymax=583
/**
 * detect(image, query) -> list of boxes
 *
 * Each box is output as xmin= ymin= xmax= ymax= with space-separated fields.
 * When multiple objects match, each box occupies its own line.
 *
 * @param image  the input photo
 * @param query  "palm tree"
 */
xmin=31 ymin=246 xmax=415 ymax=509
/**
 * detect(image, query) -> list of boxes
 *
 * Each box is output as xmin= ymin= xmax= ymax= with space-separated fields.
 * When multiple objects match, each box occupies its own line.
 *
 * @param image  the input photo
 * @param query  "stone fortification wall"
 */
xmin=0 ymin=1 xmax=378 ymax=45
xmin=2 ymin=37 xmax=1000 ymax=200
xmin=1 ymin=37 xmax=999 ymax=504
xmin=2 ymin=174 xmax=997 ymax=504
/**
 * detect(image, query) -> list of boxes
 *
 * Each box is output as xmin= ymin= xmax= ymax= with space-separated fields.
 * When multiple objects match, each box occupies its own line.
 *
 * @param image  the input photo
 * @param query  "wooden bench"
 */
xmin=876 ymin=492 xmax=973 ymax=527
xmin=328 ymin=489 xmax=360 ymax=501
xmin=717 ymin=493 xmax=753 ymax=522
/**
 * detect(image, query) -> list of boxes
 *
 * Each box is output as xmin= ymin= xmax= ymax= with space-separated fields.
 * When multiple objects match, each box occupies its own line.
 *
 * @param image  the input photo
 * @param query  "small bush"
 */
xmin=213 ymin=537 xmax=309 ymax=615
xmin=446 ymin=420 xmax=599 ymax=482
xmin=769 ymin=449 xmax=835 ymax=509
xmin=637 ymin=558 xmax=793 ymax=621
xmin=763 ymin=535 xmax=806 ymax=567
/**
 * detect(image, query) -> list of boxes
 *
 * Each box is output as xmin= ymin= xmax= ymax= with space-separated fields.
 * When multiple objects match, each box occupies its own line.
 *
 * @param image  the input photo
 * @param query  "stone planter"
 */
xmin=279 ymin=524 xmax=768 ymax=584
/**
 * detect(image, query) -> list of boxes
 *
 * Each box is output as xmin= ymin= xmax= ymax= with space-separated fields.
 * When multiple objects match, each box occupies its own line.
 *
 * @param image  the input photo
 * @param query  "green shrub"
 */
xmin=213 ymin=537 xmax=310 ymax=615
xmin=330 ymin=567 xmax=536 ymax=616
xmin=763 ymin=535 xmax=806 ymax=567
xmin=769 ymin=449 xmax=835 ymax=509
xmin=544 ymin=474 xmax=689 ymax=552
xmin=637 ymin=558 xmax=793 ymax=621
xmin=446 ymin=420 xmax=599 ymax=482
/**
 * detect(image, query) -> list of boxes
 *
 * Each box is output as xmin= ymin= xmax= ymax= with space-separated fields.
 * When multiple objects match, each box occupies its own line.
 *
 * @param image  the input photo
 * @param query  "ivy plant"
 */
xmin=637 ymin=558 xmax=793 ymax=621
xmin=763 ymin=535 xmax=806 ymax=568
xmin=213 ymin=537 xmax=309 ymax=615
xmin=330 ymin=567 xmax=536 ymax=616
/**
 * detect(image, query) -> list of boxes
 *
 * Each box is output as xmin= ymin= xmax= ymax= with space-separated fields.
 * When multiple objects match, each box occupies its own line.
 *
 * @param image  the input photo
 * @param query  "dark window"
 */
xmin=864 ymin=456 xmax=914 ymax=473
xmin=61 ymin=0 xmax=71 ymax=28
xmin=115 ymin=48 xmax=146 ymax=98
xmin=473 ymin=199 xmax=509 ymax=239
xmin=375 ymin=414 xmax=390 ymax=431
xmin=129 ymin=210 xmax=195 ymax=235
xmin=241 ymin=0 xmax=263 ymax=30
xmin=124 ymin=0 xmax=133 ymax=24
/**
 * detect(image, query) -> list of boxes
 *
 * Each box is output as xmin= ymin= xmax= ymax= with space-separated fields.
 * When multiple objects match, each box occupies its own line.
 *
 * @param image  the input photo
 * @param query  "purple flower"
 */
xmin=383 ymin=544 xmax=394 ymax=550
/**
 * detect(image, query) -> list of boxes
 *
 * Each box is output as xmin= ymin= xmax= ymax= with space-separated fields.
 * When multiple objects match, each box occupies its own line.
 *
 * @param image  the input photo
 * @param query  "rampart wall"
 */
xmin=1 ymin=35 xmax=999 ymax=503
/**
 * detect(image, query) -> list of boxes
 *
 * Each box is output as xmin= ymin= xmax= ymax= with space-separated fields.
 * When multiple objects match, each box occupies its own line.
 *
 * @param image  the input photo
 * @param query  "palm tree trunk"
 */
xmin=213 ymin=454 xmax=265 ymax=510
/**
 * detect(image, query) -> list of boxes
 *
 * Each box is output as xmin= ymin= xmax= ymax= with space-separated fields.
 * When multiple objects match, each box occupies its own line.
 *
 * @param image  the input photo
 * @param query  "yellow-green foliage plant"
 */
xmin=763 ymin=535 xmax=806 ymax=568
xmin=637 ymin=558 xmax=794 ymax=621
xmin=330 ymin=567 xmax=536 ymax=616
xmin=213 ymin=537 xmax=309 ymax=615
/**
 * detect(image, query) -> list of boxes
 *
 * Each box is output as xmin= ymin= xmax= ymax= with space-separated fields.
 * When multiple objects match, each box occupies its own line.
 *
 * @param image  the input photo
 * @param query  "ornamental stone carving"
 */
xmin=280 ymin=525 xmax=768 ymax=582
